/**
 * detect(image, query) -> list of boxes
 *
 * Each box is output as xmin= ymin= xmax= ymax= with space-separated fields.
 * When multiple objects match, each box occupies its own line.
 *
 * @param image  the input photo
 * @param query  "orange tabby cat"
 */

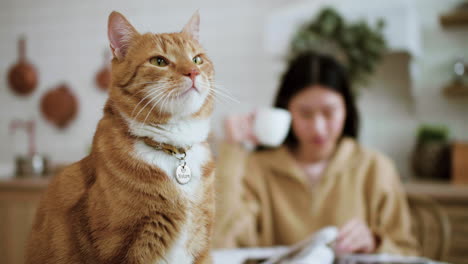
xmin=26 ymin=11 xmax=215 ymax=264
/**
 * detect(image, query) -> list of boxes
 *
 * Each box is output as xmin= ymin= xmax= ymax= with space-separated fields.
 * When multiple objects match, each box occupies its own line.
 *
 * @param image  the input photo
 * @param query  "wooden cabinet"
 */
xmin=405 ymin=181 xmax=468 ymax=264
xmin=0 ymin=178 xmax=49 ymax=264
xmin=0 ymin=178 xmax=467 ymax=264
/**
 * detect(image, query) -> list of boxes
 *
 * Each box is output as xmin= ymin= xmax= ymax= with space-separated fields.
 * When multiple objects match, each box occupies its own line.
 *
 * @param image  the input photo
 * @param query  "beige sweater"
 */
xmin=213 ymin=138 xmax=419 ymax=256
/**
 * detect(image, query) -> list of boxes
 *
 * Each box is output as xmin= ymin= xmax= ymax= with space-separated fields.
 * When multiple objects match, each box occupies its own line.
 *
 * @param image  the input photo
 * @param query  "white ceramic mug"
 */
xmin=253 ymin=107 xmax=292 ymax=147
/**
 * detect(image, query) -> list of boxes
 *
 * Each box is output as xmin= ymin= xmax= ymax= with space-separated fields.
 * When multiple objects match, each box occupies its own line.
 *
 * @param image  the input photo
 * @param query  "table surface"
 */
xmin=212 ymin=248 xmax=448 ymax=264
xmin=212 ymin=247 xmax=286 ymax=264
xmin=404 ymin=180 xmax=468 ymax=200
xmin=0 ymin=177 xmax=50 ymax=190
xmin=1 ymin=176 xmax=467 ymax=196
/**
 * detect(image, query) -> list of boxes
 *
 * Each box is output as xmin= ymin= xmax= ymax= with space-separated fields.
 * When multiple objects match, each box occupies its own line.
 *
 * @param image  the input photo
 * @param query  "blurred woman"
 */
xmin=213 ymin=52 xmax=419 ymax=256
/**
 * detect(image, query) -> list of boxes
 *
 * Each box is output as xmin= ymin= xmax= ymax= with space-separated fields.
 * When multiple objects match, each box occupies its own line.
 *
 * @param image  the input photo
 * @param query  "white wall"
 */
xmin=0 ymin=0 xmax=296 ymax=167
xmin=265 ymin=0 xmax=468 ymax=178
xmin=358 ymin=0 xmax=468 ymax=178
xmin=0 ymin=0 xmax=467 ymax=178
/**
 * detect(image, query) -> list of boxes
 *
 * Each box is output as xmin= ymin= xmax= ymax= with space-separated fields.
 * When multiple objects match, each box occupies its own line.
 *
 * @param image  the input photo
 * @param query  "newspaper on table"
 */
xmin=255 ymin=226 xmax=449 ymax=264
xmin=213 ymin=226 xmax=450 ymax=264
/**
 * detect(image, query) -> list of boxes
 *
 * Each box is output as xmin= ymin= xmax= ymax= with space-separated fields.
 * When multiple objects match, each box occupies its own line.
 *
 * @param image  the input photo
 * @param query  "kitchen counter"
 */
xmin=404 ymin=180 xmax=468 ymax=201
xmin=0 ymin=177 xmax=467 ymax=264
xmin=2 ymin=176 xmax=467 ymax=196
xmin=404 ymin=180 xmax=468 ymax=264
xmin=0 ymin=177 xmax=50 ymax=190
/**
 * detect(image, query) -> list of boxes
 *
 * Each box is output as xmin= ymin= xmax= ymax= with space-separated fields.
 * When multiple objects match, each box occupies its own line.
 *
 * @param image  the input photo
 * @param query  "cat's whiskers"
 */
xmin=138 ymin=93 xmax=166 ymax=130
xmin=131 ymin=80 xmax=178 ymax=119
xmin=197 ymin=81 xmax=239 ymax=104
xmin=204 ymin=81 xmax=239 ymax=103
xmin=125 ymin=81 xmax=161 ymax=90
xmin=131 ymin=86 xmax=168 ymax=118
xmin=207 ymin=91 xmax=239 ymax=105
xmin=132 ymin=87 xmax=169 ymax=121
xmin=135 ymin=88 xmax=171 ymax=121
xmin=149 ymin=90 xmax=175 ymax=127
xmin=203 ymin=79 xmax=233 ymax=93
xmin=170 ymin=91 xmax=176 ymax=115
xmin=207 ymin=90 xmax=237 ymax=106
xmin=126 ymin=79 xmax=179 ymax=94
xmin=159 ymin=86 xmax=180 ymax=114
xmin=156 ymin=89 xmax=173 ymax=117
xmin=162 ymin=90 xmax=176 ymax=117
xmin=213 ymin=90 xmax=239 ymax=103
xmin=140 ymin=88 xmax=175 ymax=129
xmin=194 ymin=86 xmax=223 ymax=105
xmin=130 ymin=81 xmax=178 ymax=119
xmin=118 ymin=81 xmax=164 ymax=104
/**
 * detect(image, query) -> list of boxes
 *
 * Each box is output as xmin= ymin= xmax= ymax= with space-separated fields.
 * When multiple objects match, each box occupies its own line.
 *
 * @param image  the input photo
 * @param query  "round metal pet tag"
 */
xmin=175 ymin=165 xmax=191 ymax=185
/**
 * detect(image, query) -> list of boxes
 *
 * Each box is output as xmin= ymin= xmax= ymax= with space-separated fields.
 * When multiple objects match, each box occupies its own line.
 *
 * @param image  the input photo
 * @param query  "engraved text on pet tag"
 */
xmin=176 ymin=165 xmax=191 ymax=185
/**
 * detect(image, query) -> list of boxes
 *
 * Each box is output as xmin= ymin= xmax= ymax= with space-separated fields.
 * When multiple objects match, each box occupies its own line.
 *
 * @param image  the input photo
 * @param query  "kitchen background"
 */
xmin=1 ymin=1 xmax=468 ymax=264
xmin=0 ymin=0 xmax=467 ymax=179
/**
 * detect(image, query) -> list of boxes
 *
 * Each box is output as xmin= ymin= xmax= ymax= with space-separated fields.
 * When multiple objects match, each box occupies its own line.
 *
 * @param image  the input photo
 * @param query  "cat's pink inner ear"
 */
xmin=182 ymin=10 xmax=200 ymax=42
xmin=108 ymin=11 xmax=137 ymax=60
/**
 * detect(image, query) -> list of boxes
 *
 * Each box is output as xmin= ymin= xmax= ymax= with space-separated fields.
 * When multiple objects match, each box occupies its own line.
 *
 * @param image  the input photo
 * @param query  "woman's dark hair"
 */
xmin=274 ymin=52 xmax=359 ymax=148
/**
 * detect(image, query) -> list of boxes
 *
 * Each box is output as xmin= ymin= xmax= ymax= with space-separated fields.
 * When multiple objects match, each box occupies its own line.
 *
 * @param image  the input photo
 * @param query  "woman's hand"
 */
xmin=335 ymin=218 xmax=378 ymax=254
xmin=224 ymin=112 xmax=258 ymax=145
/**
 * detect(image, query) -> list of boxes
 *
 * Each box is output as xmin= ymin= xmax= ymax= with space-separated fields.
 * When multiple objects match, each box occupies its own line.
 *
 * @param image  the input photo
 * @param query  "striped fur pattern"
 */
xmin=26 ymin=11 xmax=215 ymax=264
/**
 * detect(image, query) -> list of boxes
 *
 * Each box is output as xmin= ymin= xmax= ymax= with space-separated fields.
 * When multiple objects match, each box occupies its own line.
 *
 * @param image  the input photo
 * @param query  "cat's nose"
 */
xmin=184 ymin=68 xmax=200 ymax=82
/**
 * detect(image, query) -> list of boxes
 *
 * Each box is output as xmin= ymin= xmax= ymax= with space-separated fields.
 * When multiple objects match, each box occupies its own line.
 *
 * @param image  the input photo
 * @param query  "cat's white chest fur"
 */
xmin=135 ymin=145 xmax=203 ymax=264
xmin=134 ymin=141 xmax=208 ymax=198
xmin=128 ymin=116 xmax=211 ymax=198
xmin=155 ymin=216 xmax=193 ymax=264
xmin=129 ymin=117 xmax=210 ymax=263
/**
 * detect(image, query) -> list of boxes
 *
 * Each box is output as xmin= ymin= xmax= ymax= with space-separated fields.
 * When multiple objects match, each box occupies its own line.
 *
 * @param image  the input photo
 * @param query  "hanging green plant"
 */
xmin=288 ymin=7 xmax=387 ymax=87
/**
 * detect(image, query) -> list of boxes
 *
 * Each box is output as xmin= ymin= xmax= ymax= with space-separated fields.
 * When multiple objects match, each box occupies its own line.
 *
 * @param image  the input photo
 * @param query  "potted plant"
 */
xmin=288 ymin=7 xmax=387 ymax=92
xmin=411 ymin=125 xmax=452 ymax=180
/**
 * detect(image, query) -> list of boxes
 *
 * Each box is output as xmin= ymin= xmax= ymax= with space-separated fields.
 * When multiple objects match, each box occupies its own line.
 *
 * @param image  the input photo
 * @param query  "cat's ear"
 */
xmin=108 ymin=11 xmax=138 ymax=60
xmin=181 ymin=10 xmax=200 ymax=42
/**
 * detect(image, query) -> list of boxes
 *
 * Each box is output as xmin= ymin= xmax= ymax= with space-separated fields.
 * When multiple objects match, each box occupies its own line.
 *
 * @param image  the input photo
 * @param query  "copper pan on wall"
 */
xmin=8 ymin=36 xmax=38 ymax=96
xmin=40 ymin=83 xmax=78 ymax=129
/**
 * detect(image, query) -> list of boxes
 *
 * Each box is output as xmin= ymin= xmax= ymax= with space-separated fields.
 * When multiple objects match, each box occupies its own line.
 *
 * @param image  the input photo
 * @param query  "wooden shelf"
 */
xmin=443 ymin=82 xmax=468 ymax=97
xmin=440 ymin=10 xmax=468 ymax=28
xmin=405 ymin=180 xmax=468 ymax=201
xmin=405 ymin=180 xmax=468 ymax=264
xmin=0 ymin=177 xmax=50 ymax=190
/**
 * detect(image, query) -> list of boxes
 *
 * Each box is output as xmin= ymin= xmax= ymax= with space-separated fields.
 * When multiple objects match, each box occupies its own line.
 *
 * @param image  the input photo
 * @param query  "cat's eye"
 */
xmin=193 ymin=55 xmax=203 ymax=65
xmin=150 ymin=56 xmax=169 ymax=67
